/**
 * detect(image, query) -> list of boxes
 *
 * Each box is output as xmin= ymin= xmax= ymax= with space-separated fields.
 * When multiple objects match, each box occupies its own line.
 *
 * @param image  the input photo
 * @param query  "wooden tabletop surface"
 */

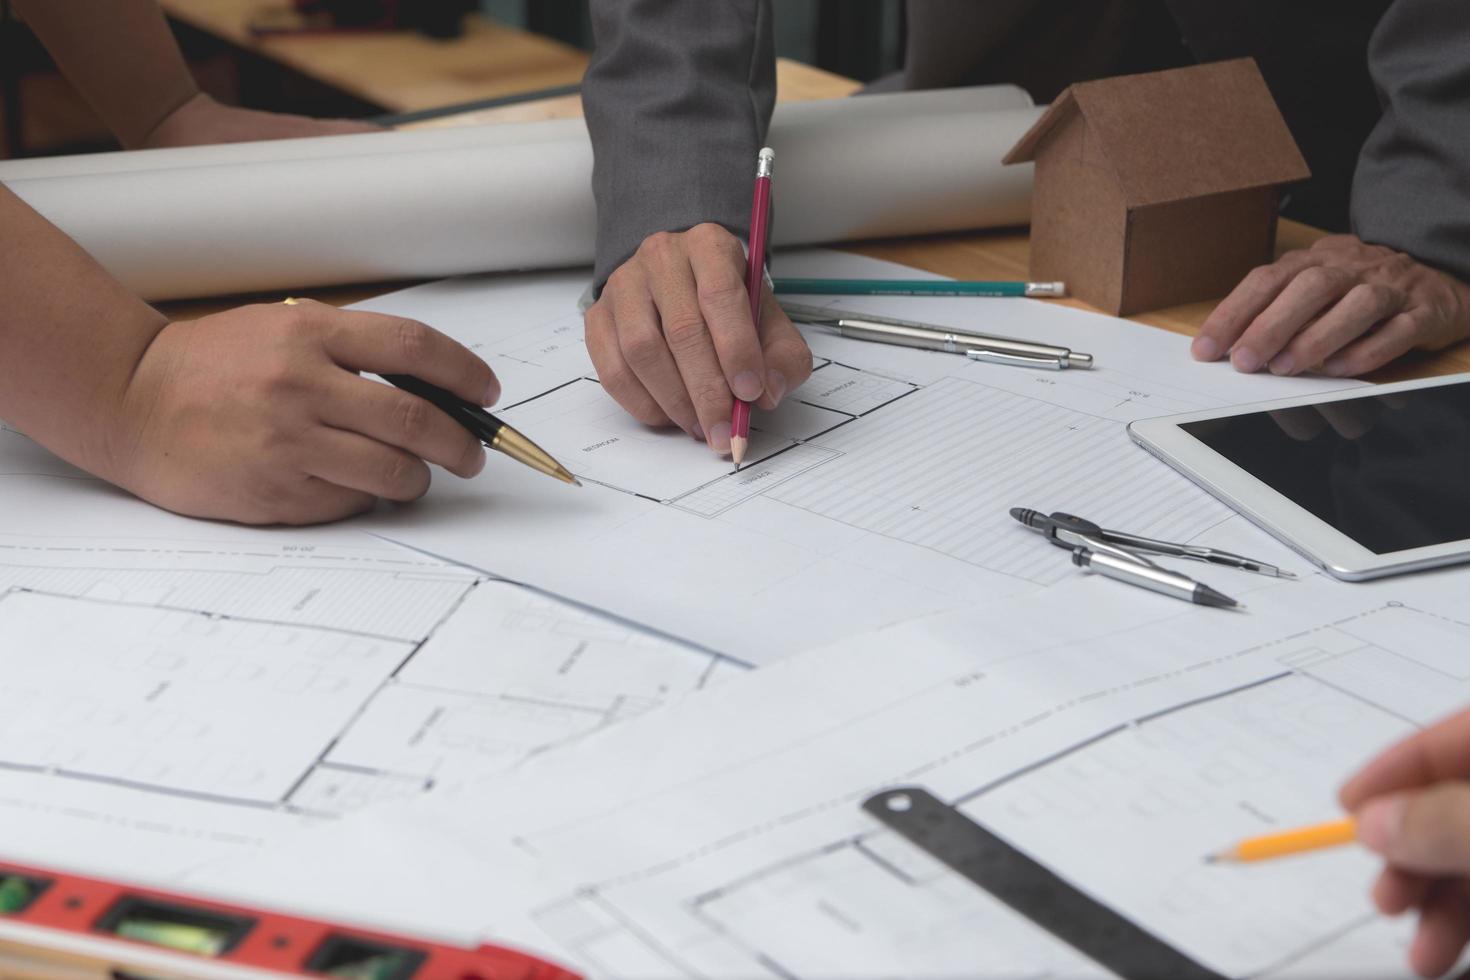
xmin=159 ymin=0 xmax=590 ymax=113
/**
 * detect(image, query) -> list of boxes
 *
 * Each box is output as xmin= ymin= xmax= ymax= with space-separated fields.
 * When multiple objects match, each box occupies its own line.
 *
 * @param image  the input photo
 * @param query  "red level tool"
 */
xmin=0 ymin=858 xmax=579 ymax=980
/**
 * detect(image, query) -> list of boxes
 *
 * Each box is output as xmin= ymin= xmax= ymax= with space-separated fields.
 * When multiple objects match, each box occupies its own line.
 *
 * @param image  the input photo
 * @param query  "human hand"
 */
xmin=1191 ymin=234 xmax=1470 ymax=378
xmin=584 ymin=223 xmax=813 ymax=455
xmin=105 ymin=300 xmax=497 ymax=524
xmin=140 ymin=92 xmax=379 ymax=149
xmin=1340 ymin=706 xmax=1470 ymax=977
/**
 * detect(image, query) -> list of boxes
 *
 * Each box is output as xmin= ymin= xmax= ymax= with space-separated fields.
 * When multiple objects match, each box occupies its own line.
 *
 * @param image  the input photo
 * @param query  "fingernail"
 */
xmin=1322 ymin=356 xmax=1348 ymax=376
xmin=484 ymin=376 xmax=501 ymax=407
xmin=731 ymin=370 xmax=763 ymax=402
xmin=1357 ymin=796 xmax=1407 ymax=854
xmin=766 ymin=369 xmax=787 ymax=406
xmin=468 ymin=447 xmax=487 ymax=477
xmin=708 ymin=421 xmax=732 ymax=455
xmin=1269 ymin=353 xmax=1296 ymax=376
xmin=1191 ymin=336 xmax=1220 ymax=361
xmin=1231 ymin=347 xmax=1263 ymax=373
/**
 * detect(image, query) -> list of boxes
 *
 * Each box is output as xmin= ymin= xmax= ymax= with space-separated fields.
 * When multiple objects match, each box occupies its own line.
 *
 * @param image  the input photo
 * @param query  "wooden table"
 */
xmin=157 ymin=68 xmax=1470 ymax=383
xmin=159 ymin=0 xmax=590 ymax=113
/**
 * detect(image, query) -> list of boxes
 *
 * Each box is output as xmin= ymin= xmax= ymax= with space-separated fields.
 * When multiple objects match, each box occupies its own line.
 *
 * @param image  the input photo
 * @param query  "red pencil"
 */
xmin=731 ymin=146 xmax=773 ymax=468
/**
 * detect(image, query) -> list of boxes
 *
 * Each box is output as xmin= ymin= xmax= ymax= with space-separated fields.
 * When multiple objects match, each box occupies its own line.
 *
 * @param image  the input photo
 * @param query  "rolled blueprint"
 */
xmin=0 ymin=86 xmax=1041 ymax=301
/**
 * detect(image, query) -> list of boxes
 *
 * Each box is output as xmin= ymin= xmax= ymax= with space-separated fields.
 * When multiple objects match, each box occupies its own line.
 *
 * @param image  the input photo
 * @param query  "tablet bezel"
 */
xmin=1127 ymin=372 xmax=1470 ymax=581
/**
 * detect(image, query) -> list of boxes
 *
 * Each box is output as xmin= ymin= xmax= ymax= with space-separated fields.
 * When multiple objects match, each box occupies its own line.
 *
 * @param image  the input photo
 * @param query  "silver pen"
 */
xmin=780 ymin=302 xmax=1094 ymax=370
xmin=1071 ymin=546 xmax=1243 ymax=609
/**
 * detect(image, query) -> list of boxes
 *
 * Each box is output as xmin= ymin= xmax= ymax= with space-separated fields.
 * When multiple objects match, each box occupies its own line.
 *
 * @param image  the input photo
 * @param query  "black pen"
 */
xmin=380 ymin=373 xmax=579 ymax=487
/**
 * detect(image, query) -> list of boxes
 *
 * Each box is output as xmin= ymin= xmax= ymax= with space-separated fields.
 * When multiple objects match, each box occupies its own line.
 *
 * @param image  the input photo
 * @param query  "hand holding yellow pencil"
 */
xmin=1210 ymin=706 xmax=1470 ymax=979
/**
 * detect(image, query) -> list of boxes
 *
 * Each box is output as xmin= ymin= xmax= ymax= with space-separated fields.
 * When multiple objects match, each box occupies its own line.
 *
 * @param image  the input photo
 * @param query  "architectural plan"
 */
xmin=0 ymin=425 xmax=730 ymax=883
xmin=346 ymin=251 xmax=1362 ymax=662
xmin=196 ymin=566 xmax=1470 ymax=979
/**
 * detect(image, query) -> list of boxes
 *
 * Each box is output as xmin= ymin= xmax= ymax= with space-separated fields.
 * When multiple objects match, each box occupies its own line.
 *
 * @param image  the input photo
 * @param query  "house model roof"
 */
xmin=1003 ymin=58 xmax=1310 ymax=208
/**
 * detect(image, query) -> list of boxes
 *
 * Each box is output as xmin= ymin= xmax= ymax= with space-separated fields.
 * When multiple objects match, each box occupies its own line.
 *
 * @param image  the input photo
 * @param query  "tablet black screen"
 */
xmin=1180 ymin=382 xmax=1470 ymax=555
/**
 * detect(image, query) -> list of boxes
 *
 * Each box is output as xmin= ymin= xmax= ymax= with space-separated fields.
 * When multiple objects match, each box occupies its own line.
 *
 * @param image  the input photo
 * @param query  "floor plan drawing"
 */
xmin=506 ymin=592 xmax=1454 ymax=980
xmin=0 ymin=422 xmax=729 ymax=880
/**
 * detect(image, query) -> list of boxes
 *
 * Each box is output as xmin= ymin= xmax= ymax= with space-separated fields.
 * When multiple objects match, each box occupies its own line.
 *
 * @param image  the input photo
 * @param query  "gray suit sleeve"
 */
xmin=583 ymin=0 xmax=776 ymax=291
xmin=1351 ymin=0 xmax=1470 ymax=283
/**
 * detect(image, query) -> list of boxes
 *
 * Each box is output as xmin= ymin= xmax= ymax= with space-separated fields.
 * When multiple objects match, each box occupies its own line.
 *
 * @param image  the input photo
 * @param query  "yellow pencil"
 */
xmin=1207 ymin=817 xmax=1358 ymax=864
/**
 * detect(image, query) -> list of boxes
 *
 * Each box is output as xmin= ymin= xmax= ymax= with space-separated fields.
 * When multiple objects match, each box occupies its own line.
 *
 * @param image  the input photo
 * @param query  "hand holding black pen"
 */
xmin=379 ymin=373 xmax=578 ymax=486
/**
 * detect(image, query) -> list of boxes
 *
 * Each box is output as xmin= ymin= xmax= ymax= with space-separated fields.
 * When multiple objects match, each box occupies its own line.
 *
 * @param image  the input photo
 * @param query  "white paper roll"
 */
xmin=0 ymin=86 xmax=1040 ymax=300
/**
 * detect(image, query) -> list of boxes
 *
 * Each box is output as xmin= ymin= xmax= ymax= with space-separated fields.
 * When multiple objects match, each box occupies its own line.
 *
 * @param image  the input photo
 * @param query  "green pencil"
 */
xmin=771 ymin=277 xmax=1066 ymax=298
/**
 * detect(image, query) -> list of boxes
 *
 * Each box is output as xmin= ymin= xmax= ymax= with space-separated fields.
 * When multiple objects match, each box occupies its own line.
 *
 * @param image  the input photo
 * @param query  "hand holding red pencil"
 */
xmin=584 ymin=150 xmax=811 ymax=456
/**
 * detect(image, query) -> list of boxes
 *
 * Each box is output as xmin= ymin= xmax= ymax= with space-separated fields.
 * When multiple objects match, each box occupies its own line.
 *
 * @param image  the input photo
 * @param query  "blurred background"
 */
xmin=0 ymin=0 xmax=906 ymax=160
xmin=0 ymin=0 xmax=1389 ymax=231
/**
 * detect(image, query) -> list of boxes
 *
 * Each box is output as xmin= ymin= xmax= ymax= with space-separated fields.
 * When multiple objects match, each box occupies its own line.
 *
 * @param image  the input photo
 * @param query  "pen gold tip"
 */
xmin=490 ymin=425 xmax=579 ymax=486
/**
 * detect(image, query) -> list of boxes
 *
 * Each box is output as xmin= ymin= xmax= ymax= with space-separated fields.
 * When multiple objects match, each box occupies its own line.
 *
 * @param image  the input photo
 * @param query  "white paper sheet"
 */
xmin=343 ymin=249 xmax=1364 ymax=662
xmin=0 ymin=87 xmax=1039 ymax=300
xmin=193 ymin=565 xmax=1470 ymax=979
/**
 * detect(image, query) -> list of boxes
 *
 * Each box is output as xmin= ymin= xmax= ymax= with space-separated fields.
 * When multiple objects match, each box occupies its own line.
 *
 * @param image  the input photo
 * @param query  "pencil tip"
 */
xmin=730 ymin=436 xmax=748 ymax=468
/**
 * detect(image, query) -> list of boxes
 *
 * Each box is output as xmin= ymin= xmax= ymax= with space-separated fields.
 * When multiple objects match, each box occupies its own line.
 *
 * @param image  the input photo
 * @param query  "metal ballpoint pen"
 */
xmin=1071 ymin=546 xmax=1243 ymax=609
xmin=779 ymin=302 xmax=1094 ymax=370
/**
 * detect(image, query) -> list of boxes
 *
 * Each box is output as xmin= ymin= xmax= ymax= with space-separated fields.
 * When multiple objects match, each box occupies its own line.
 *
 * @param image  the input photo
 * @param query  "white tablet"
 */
xmin=1128 ymin=373 xmax=1470 ymax=581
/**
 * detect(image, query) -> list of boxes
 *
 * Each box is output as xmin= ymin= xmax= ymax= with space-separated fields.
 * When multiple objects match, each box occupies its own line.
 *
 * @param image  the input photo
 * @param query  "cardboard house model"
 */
xmin=1003 ymin=58 xmax=1310 ymax=316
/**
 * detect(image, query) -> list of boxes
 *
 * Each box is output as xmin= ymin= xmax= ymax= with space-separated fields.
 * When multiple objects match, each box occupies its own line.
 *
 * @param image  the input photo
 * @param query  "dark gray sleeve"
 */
xmin=583 ymin=0 xmax=776 ymax=291
xmin=1350 ymin=0 xmax=1470 ymax=282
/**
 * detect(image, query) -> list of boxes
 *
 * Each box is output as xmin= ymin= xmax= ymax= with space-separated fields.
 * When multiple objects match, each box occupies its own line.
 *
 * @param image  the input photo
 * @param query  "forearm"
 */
xmin=0 ymin=185 xmax=166 ymax=479
xmin=1350 ymin=0 xmax=1470 ymax=283
xmin=584 ymin=0 xmax=776 ymax=288
xmin=13 ymin=0 xmax=197 ymax=148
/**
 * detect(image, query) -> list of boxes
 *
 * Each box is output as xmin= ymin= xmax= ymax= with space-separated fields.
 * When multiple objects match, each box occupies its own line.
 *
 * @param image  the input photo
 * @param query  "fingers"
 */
xmin=753 ymin=288 xmax=813 ymax=411
xmin=1409 ymin=879 xmax=1470 ymax=978
xmin=605 ymin=266 xmax=701 ymax=437
xmin=311 ymin=305 xmax=501 ymax=408
xmin=301 ymin=426 xmax=433 ymax=503
xmin=640 ymin=230 xmax=750 ymax=453
xmin=1321 ymin=312 xmax=1423 ymax=377
xmin=1267 ymin=283 xmax=1407 ymax=376
xmin=1192 ymin=249 xmax=1323 ymax=362
xmin=1226 ymin=265 xmax=1358 ymax=372
xmin=1341 ymin=706 xmax=1470 ymax=810
xmin=319 ymin=375 xmax=487 ymax=478
xmin=684 ymin=224 xmax=767 ymax=402
xmin=1356 ymin=783 xmax=1470 ymax=877
xmin=584 ymin=300 xmax=673 ymax=429
xmin=1374 ymin=866 xmax=1432 ymax=917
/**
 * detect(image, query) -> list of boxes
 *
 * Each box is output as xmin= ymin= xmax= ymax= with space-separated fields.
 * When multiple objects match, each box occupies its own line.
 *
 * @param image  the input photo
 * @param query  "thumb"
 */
xmin=1358 ymin=783 xmax=1470 ymax=876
